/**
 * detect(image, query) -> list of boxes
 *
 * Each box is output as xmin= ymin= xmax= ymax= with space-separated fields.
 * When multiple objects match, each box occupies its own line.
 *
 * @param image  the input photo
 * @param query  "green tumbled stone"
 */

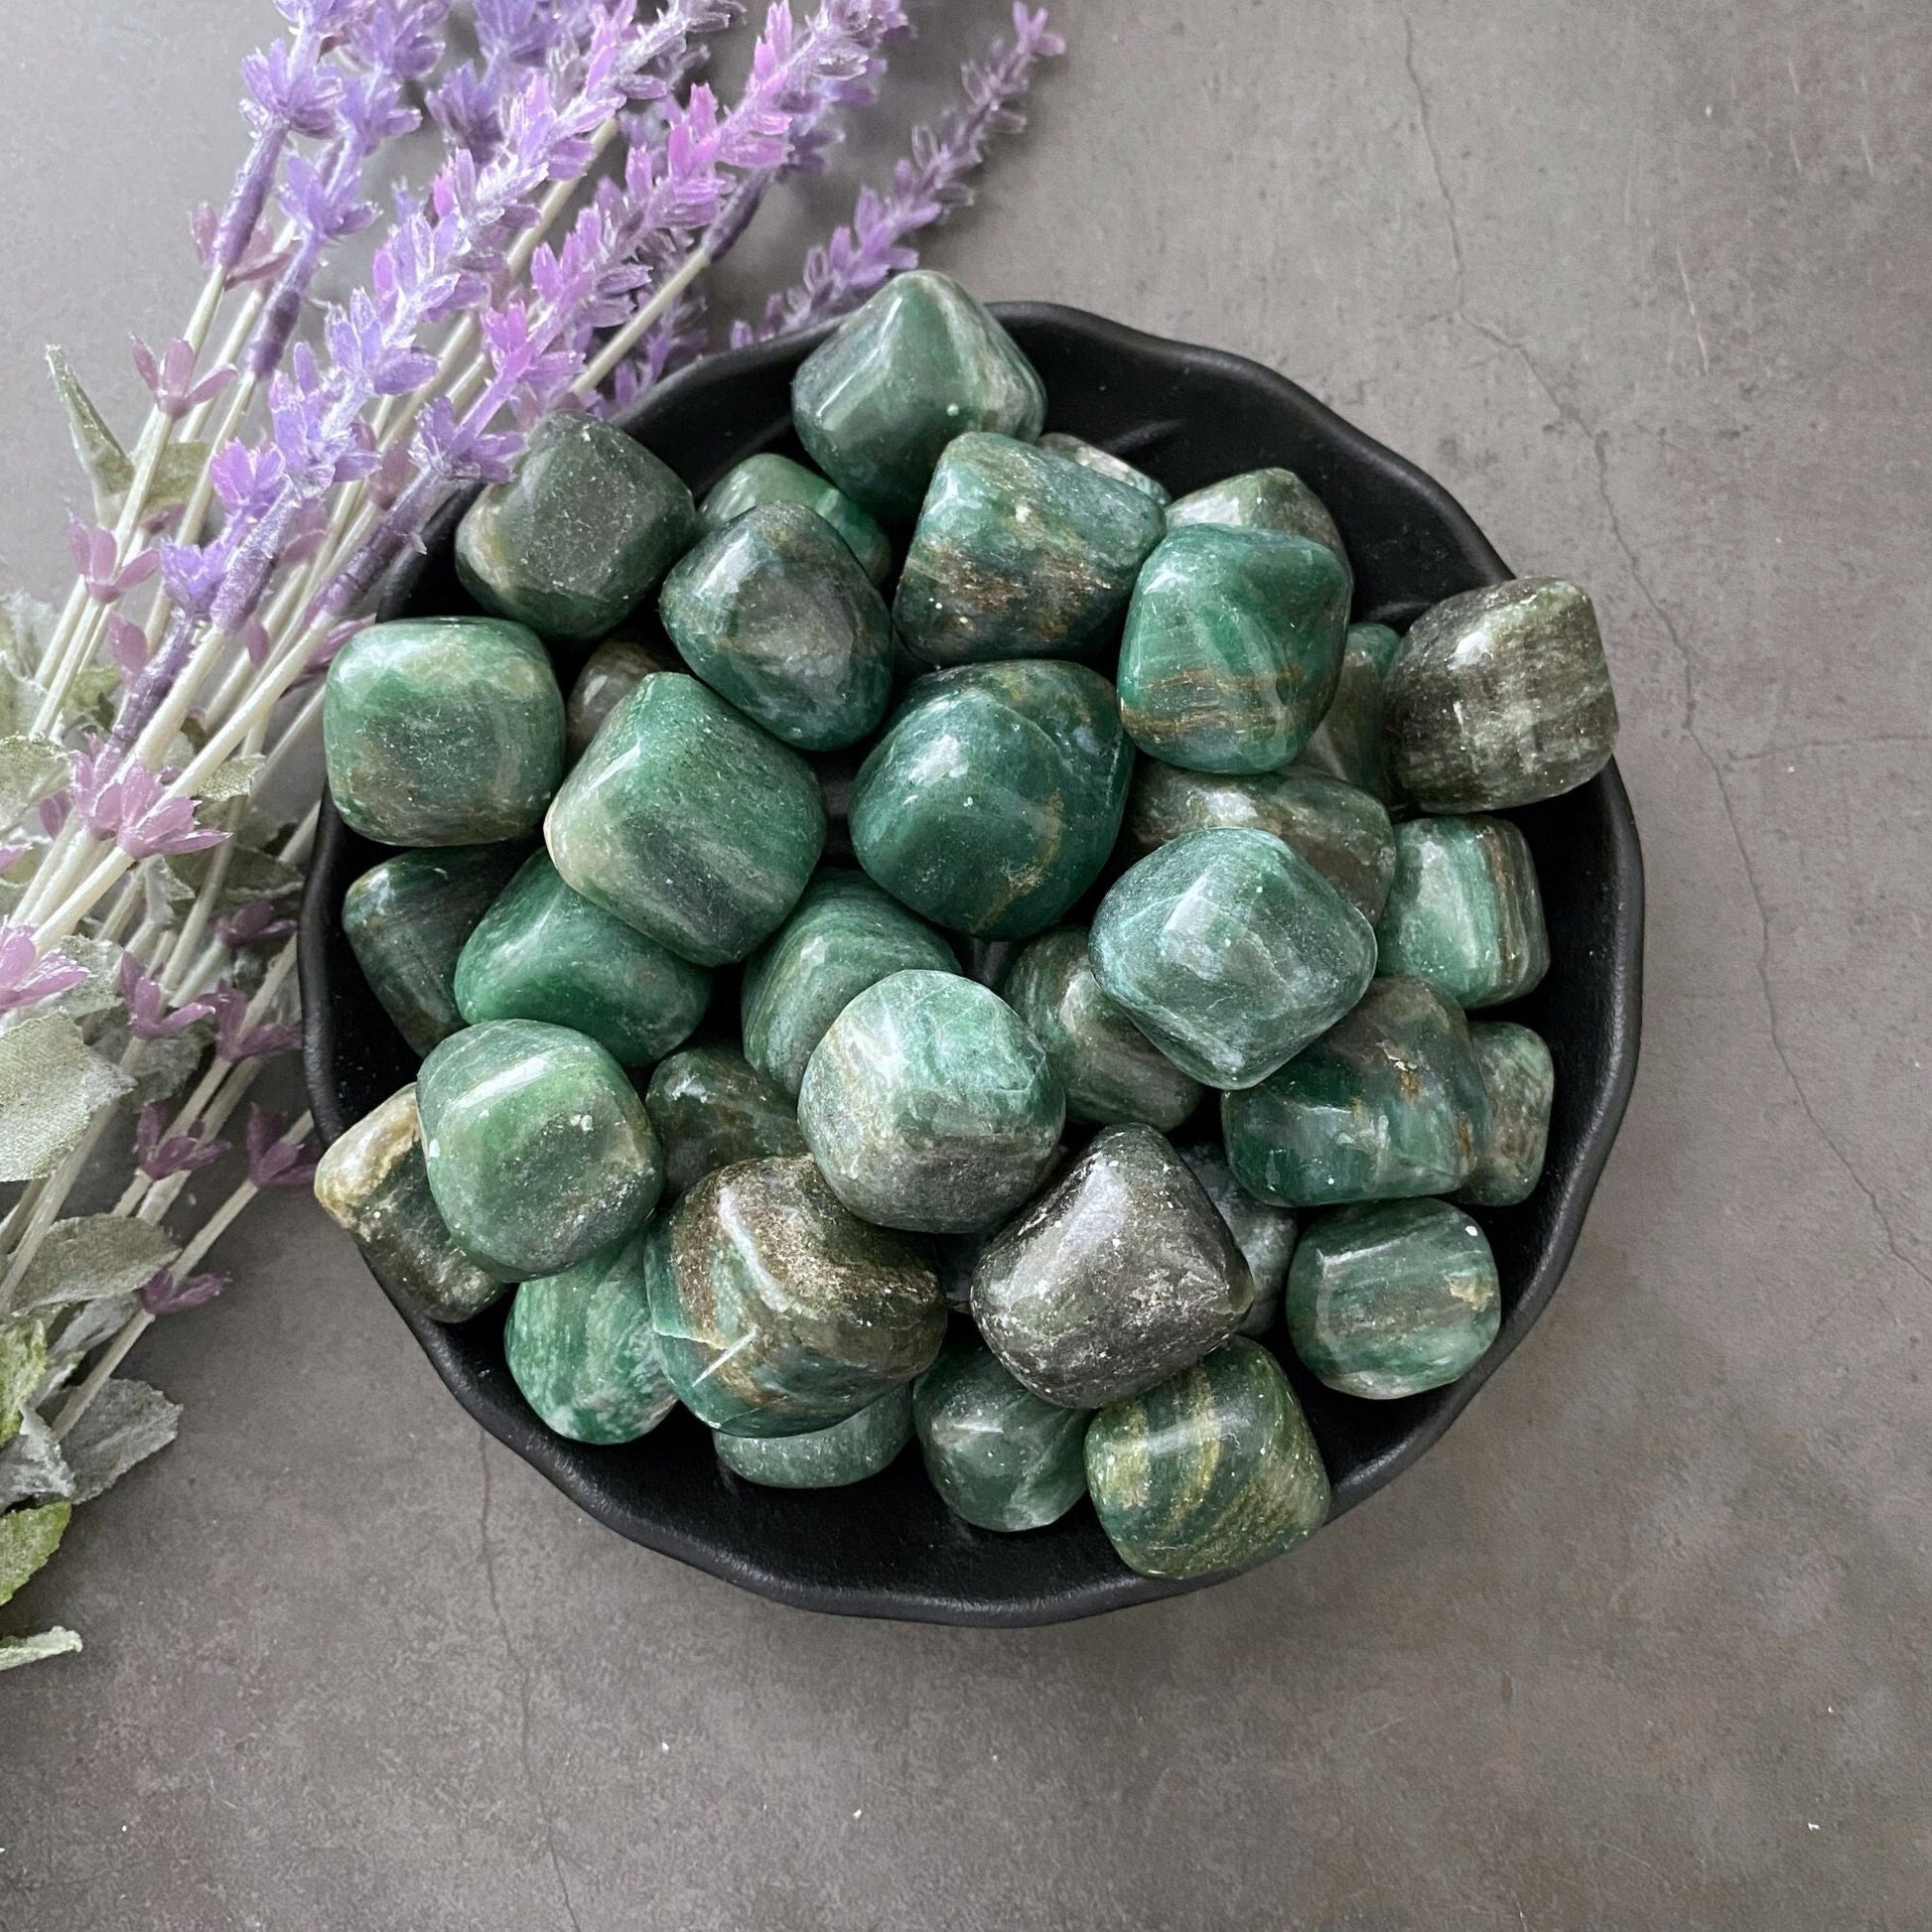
xmin=791 ymin=269 xmax=1046 ymax=520
xmin=1286 ymin=1197 xmax=1501 ymax=1398
xmin=313 ymin=1086 xmax=503 ymax=1322
xmin=1003 ymin=927 xmax=1201 ymax=1131
xmin=1166 ymin=466 xmax=1351 ymax=603
xmin=343 ymin=840 xmax=528 ymax=1056
xmin=324 ymin=618 xmax=563 ymax=846
xmin=643 ymin=1046 xmax=805 ymax=1194
xmin=850 ymin=660 xmax=1132 ymax=939
xmin=1088 ymin=828 xmax=1377 ymax=1090
xmin=1118 ymin=525 xmax=1348 ymax=774
xmin=798 ymin=970 xmax=1063 ymax=1233
xmin=564 ymin=630 xmax=679 ymax=763
xmin=1375 ymin=814 xmax=1550 ymax=1009
xmin=913 ymin=1332 xmax=1088 ymax=1531
xmin=1382 ymin=578 xmax=1619 ymax=810
xmin=700 ymin=452 xmax=893 ymax=586
xmin=1036 ymin=432 xmax=1170 ymax=504
xmin=893 ymin=433 xmax=1165 ymax=667
xmin=1124 ymin=762 xmax=1397 ymax=924
xmin=1294 ymin=621 xmax=1404 ymax=805
xmin=1085 ymin=1337 xmax=1329 ymax=1581
xmin=1455 ymin=1021 xmax=1555 ymax=1207
xmin=1178 ymin=1144 xmax=1297 ymax=1339
xmin=740 ymin=870 xmax=958 ymax=1097
xmin=1221 ymin=977 xmax=1488 ymax=1208
xmin=418 ymin=1019 xmax=662 ymax=1280
xmin=648 ymin=1157 xmax=946 ymax=1436
xmin=545 ymin=672 xmax=825 ymax=966
xmin=971 ymin=1125 xmax=1252 ymax=1408
xmin=455 ymin=413 xmax=699 ymax=642
xmin=503 ymin=1233 xmax=678 ymax=1444
xmin=659 ymin=502 xmax=894 ymax=750
xmin=454 ymin=852 xmax=709 ymax=1068
xmin=714 ymin=1385 xmax=912 ymax=1488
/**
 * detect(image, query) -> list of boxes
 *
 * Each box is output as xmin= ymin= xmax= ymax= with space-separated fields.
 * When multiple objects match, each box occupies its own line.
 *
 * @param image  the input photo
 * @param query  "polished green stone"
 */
xmin=564 ymin=630 xmax=679 ymax=763
xmin=417 ymin=1019 xmax=662 ymax=1279
xmin=1455 ymin=1021 xmax=1555 ymax=1206
xmin=643 ymin=1046 xmax=805 ymax=1194
xmin=1375 ymin=814 xmax=1550 ymax=1009
xmin=1003 ymin=927 xmax=1201 ymax=1130
xmin=1036 ymin=433 xmax=1169 ymax=504
xmin=1178 ymin=1144 xmax=1297 ymax=1339
xmin=798 ymin=970 xmax=1062 ymax=1233
xmin=1118 ymin=525 xmax=1348 ymax=774
xmin=701 ymin=452 xmax=893 ymax=585
xmin=324 ymin=618 xmax=564 ymax=846
xmin=1088 ymin=828 xmax=1377 ymax=1090
xmin=1221 ymin=977 xmax=1488 ymax=1207
xmin=913 ymin=1332 xmax=1088 ymax=1531
xmin=971 ymin=1125 xmax=1252 ymax=1408
xmin=893 ymin=433 xmax=1165 ymax=667
xmin=1166 ymin=466 xmax=1351 ymax=602
xmin=648 ymin=1156 xmax=945 ymax=1436
xmin=1286 ymin=1196 xmax=1500 ymax=1398
xmin=791 ymin=270 xmax=1046 ymax=520
xmin=313 ymin=1086 xmax=503 ymax=1322
xmin=1124 ymin=763 xmax=1397 ymax=923
xmin=714 ymin=1384 xmax=912 ymax=1487
xmin=850 ymin=660 xmax=1132 ymax=939
xmin=343 ymin=841 xmax=528 ymax=1056
xmin=659 ymin=501 xmax=894 ymax=751
xmin=1293 ymin=621 xmax=1404 ymax=804
xmin=1382 ymin=578 xmax=1619 ymax=810
xmin=453 ymin=852 xmax=709 ymax=1067
xmin=455 ymin=413 xmax=699 ymax=642
xmin=1085 ymin=1337 xmax=1329 ymax=1581
xmin=740 ymin=870 xmax=958 ymax=1097
xmin=544 ymin=672 xmax=825 ymax=966
xmin=503 ymin=1233 xmax=679 ymax=1444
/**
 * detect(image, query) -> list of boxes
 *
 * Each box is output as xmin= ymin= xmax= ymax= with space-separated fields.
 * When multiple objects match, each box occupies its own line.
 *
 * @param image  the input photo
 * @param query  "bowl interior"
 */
xmin=301 ymin=304 xmax=1643 ymax=1625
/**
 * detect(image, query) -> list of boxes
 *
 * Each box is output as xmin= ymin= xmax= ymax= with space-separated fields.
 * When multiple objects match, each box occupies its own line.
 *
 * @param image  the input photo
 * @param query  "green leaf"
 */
xmin=168 ymin=843 xmax=303 ymax=910
xmin=0 ymin=1318 xmax=48 ymax=1449
xmin=0 ymin=1625 xmax=82 ymax=1671
xmin=143 ymin=440 xmax=213 ymax=520
xmin=0 ymin=733 xmax=73 ymax=827
xmin=191 ymin=754 xmax=267 ymax=805
xmin=0 ymin=1014 xmax=136 ymax=1182
xmin=61 ymin=1379 xmax=180 ymax=1503
xmin=0 ymin=1412 xmax=72 ymax=1507
xmin=0 ymin=1498 xmax=71 ymax=1606
xmin=0 ymin=661 xmax=53 ymax=738
xmin=15 ymin=1215 xmax=179 ymax=1314
xmin=0 ymin=591 xmax=59 ymax=680
xmin=60 ymin=665 xmax=122 ymax=733
xmin=46 ymin=345 xmax=134 ymax=518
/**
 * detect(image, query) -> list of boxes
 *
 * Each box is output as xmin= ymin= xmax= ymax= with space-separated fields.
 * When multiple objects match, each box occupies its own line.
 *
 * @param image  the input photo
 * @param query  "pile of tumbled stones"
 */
xmin=313 ymin=269 xmax=1618 ymax=1583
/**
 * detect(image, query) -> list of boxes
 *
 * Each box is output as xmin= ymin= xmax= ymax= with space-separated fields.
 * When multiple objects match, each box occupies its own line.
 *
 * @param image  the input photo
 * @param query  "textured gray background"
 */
xmin=3 ymin=1 xmax=1929 ymax=1926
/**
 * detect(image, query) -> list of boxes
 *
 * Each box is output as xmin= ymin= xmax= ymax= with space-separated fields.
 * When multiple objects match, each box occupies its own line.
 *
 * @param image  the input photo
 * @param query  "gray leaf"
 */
xmin=33 ymin=935 xmax=125 ymax=1025
xmin=46 ymin=345 xmax=134 ymax=517
xmin=0 ymin=733 xmax=73 ymax=826
xmin=0 ymin=1015 xmax=135 ymax=1181
xmin=42 ymin=1294 xmax=139 ymax=1389
xmin=0 ymin=1411 xmax=74 ymax=1506
xmin=61 ymin=1378 xmax=181 ymax=1503
xmin=0 ymin=1625 xmax=82 ymax=1672
xmin=0 ymin=591 xmax=58 ymax=682
xmin=15 ymin=1214 xmax=179 ymax=1313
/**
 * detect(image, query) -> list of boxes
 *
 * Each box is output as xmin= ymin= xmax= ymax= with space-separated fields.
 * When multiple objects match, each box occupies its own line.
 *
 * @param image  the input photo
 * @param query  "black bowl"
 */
xmin=301 ymin=304 xmax=1643 ymax=1626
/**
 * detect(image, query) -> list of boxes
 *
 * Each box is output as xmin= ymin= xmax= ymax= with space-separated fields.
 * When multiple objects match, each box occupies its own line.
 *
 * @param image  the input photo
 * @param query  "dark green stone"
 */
xmin=850 ymin=660 xmax=1132 ymax=939
xmin=1003 ymin=927 xmax=1201 ymax=1130
xmin=453 ymin=852 xmax=709 ymax=1067
xmin=1036 ymin=432 xmax=1170 ymax=504
xmin=1455 ymin=1021 xmax=1555 ymax=1206
xmin=701 ymin=452 xmax=893 ymax=586
xmin=893 ymin=433 xmax=1165 ymax=667
xmin=971 ymin=1125 xmax=1252 ymax=1408
xmin=455 ymin=413 xmax=699 ymax=642
xmin=1382 ymin=578 xmax=1619 ymax=810
xmin=1375 ymin=814 xmax=1550 ymax=1008
xmin=740 ymin=870 xmax=958 ymax=1097
xmin=1178 ymin=1144 xmax=1297 ymax=1339
xmin=1088 ymin=828 xmax=1378 ymax=1089
xmin=643 ymin=1046 xmax=805 ymax=1194
xmin=544 ymin=672 xmax=825 ymax=966
xmin=1294 ymin=621 xmax=1404 ymax=804
xmin=1221 ymin=977 xmax=1488 ymax=1207
xmin=648 ymin=1156 xmax=946 ymax=1436
xmin=1286 ymin=1197 xmax=1500 ymax=1398
xmin=324 ymin=618 xmax=563 ymax=846
xmin=503 ymin=1233 xmax=678 ymax=1444
xmin=564 ymin=630 xmax=679 ymax=763
xmin=1165 ymin=466 xmax=1351 ymax=601
xmin=1085 ymin=1337 xmax=1329 ymax=1581
xmin=913 ymin=1332 xmax=1088 ymax=1531
xmin=714 ymin=1385 xmax=911 ymax=1487
xmin=790 ymin=269 xmax=1046 ymax=519
xmin=343 ymin=841 xmax=528 ymax=1056
xmin=798 ymin=970 xmax=1063 ymax=1233
xmin=417 ymin=1019 xmax=662 ymax=1280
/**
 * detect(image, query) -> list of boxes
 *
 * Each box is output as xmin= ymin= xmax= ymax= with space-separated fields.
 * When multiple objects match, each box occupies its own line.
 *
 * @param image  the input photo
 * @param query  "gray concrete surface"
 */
xmin=3 ymin=1 xmax=1929 ymax=1925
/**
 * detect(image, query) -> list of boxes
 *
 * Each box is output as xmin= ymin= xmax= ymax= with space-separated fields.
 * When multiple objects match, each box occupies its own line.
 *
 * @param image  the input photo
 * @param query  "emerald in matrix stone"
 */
xmin=564 ymin=631 xmax=678 ymax=763
xmin=1085 ymin=1337 xmax=1330 ymax=1581
xmin=643 ymin=1046 xmax=805 ymax=1195
xmin=790 ymin=269 xmax=1046 ymax=520
xmin=1088 ymin=828 xmax=1378 ymax=1090
xmin=1375 ymin=814 xmax=1550 ymax=1010
xmin=798 ymin=970 xmax=1063 ymax=1234
xmin=714 ymin=1386 xmax=912 ymax=1488
xmin=1455 ymin=1021 xmax=1555 ymax=1207
xmin=893 ymin=433 xmax=1165 ymax=667
xmin=1178 ymin=1144 xmax=1298 ymax=1339
xmin=544 ymin=672 xmax=825 ymax=966
xmin=417 ymin=1019 xmax=662 ymax=1280
xmin=1036 ymin=432 xmax=1170 ymax=504
xmin=1286 ymin=1197 xmax=1501 ymax=1399
xmin=700 ymin=452 xmax=893 ymax=585
xmin=1165 ymin=466 xmax=1352 ymax=603
xmin=324 ymin=618 xmax=563 ymax=846
xmin=1294 ymin=621 xmax=1404 ymax=805
xmin=455 ymin=413 xmax=698 ymax=642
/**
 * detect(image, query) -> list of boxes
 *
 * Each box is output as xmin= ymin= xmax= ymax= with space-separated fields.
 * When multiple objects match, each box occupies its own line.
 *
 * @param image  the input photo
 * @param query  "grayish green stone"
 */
xmin=643 ymin=1046 xmax=806 ymax=1195
xmin=714 ymin=1384 xmax=912 ymax=1487
xmin=1294 ymin=621 xmax=1404 ymax=804
xmin=700 ymin=451 xmax=893 ymax=585
xmin=1375 ymin=814 xmax=1550 ymax=1009
xmin=1455 ymin=1021 xmax=1555 ymax=1206
xmin=1036 ymin=432 xmax=1170 ymax=504
xmin=1165 ymin=466 xmax=1352 ymax=605
xmin=564 ymin=630 xmax=679 ymax=764
xmin=1178 ymin=1144 xmax=1297 ymax=1338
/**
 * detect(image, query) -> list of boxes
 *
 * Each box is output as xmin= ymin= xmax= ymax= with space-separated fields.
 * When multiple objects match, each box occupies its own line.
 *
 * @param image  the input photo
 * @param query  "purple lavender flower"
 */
xmin=134 ymin=1102 xmax=230 ymax=1182
xmin=217 ymin=899 xmax=299 ymax=949
xmin=105 ymin=614 xmax=149 ymax=680
xmin=245 ymin=1107 xmax=322 ymax=1190
xmin=140 ymin=1269 xmax=231 ymax=1316
xmin=119 ymin=954 xmax=216 ymax=1040
xmin=209 ymin=986 xmax=302 ymax=1064
xmin=68 ymin=517 xmax=161 ymax=605
xmin=0 ymin=925 xmax=90 ymax=1016
xmin=75 ymin=758 xmax=226 ymax=862
xmin=131 ymin=338 xmax=235 ymax=419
